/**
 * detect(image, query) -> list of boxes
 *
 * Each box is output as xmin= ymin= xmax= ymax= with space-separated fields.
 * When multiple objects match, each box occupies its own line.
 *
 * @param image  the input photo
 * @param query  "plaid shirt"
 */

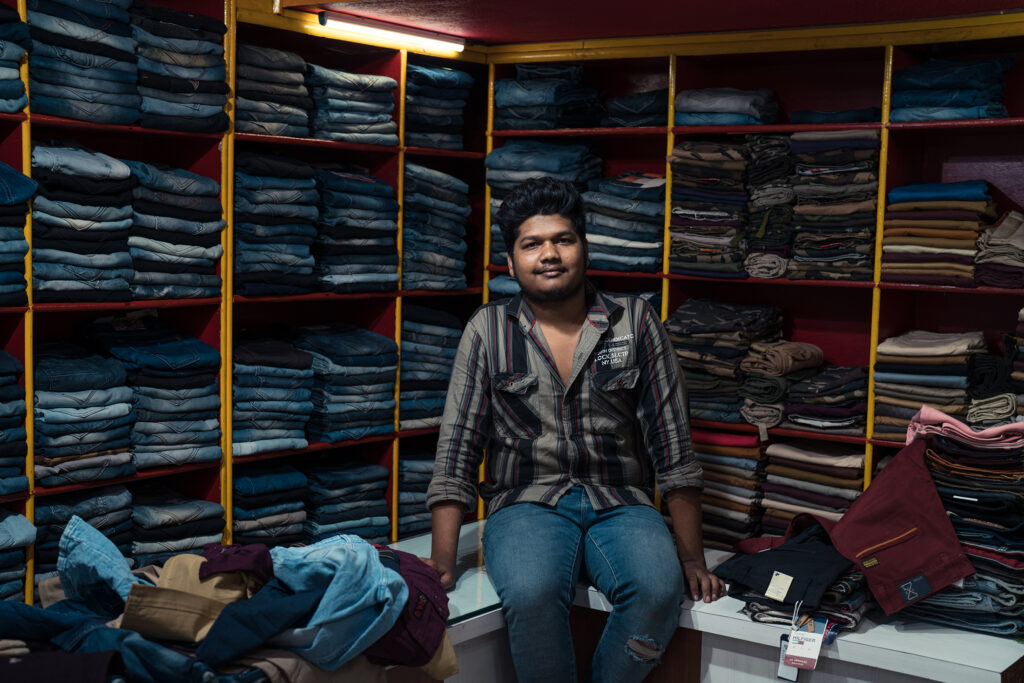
xmin=426 ymin=286 xmax=702 ymax=516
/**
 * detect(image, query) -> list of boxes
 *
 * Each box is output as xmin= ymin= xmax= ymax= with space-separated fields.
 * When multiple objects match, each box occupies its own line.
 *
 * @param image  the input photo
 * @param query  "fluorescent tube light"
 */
xmin=318 ymin=12 xmax=465 ymax=53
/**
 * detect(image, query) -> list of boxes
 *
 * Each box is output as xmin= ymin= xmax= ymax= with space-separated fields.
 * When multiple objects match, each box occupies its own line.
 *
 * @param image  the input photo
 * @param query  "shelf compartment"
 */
xmin=673 ymin=122 xmax=882 ymax=135
xmin=667 ymin=273 xmax=875 ymax=288
xmin=33 ymin=298 xmax=221 ymax=313
xmin=0 ymin=491 xmax=28 ymax=504
xmin=491 ymin=126 xmax=669 ymax=137
xmin=234 ymin=131 xmax=400 ymax=154
xmin=403 ymin=146 xmax=486 ymax=159
xmin=887 ymin=117 xmax=1024 ymax=130
xmin=400 ymin=288 xmax=483 ymax=297
xmin=878 ymin=282 xmax=1024 ymax=296
xmin=234 ymin=291 xmax=398 ymax=304
xmin=34 ymin=461 xmax=220 ymax=498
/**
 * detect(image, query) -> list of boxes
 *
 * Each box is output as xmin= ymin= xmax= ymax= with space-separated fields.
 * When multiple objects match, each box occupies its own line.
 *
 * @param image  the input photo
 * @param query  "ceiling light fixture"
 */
xmin=318 ymin=12 xmax=465 ymax=54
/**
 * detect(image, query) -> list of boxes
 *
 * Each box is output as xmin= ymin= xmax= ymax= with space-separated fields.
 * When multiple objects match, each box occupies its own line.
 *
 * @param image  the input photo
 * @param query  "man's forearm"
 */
xmin=664 ymin=486 xmax=707 ymax=566
xmin=430 ymin=501 xmax=465 ymax=569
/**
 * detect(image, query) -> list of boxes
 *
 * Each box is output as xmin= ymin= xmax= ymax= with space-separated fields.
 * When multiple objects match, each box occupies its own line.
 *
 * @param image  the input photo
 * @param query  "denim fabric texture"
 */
xmin=309 ymin=62 xmax=397 ymax=146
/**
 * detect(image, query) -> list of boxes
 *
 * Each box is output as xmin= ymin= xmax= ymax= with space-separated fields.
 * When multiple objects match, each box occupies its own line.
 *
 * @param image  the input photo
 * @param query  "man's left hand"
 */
xmin=681 ymin=559 xmax=726 ymax=603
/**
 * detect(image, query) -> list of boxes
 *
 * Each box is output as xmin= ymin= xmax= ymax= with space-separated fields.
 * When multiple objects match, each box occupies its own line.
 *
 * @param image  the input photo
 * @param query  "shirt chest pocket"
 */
xmin=589 ymin=366 xmax=640 ymax=433
xmin=491 ymin=372 xmax=542 ymax=439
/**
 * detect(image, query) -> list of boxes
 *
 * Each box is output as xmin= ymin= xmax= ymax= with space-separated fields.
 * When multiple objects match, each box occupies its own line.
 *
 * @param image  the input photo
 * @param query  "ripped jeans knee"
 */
xmin=625 ymin=635 xmax=663 ymax=664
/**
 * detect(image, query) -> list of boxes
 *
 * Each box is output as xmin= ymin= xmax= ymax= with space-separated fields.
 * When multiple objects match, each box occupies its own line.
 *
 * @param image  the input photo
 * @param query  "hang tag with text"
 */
xmin=777 ymin=634 xmax=800 ymax=681
xmin=783 ymin=628 xmax=824 ymax=670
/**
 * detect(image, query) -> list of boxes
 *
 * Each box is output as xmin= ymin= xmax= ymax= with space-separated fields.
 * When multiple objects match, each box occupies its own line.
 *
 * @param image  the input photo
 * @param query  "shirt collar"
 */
xmin=506 ymin=280 xmax=621 ymax=334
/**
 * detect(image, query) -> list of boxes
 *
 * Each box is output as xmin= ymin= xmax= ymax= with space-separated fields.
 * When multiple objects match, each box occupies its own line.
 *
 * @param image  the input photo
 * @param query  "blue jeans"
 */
xmin=134 ymin=492 xmax=220 ymax=526
xmin=483 ymin=487 xmax=684 ymax=683
xmin=130 ymin=24 xmax=224 ymax=56
xmin=234 ymin=171 xmax=316 ymax=191
xmin=306 ymin=64 xmax=396 ymax=92
xmin=124 ymin=159 xmax=220 ymax=196
xmin=27 ymin=10 xmax=136 ymax=53
xmin=32 ymin=145 xmax=131 ymax=180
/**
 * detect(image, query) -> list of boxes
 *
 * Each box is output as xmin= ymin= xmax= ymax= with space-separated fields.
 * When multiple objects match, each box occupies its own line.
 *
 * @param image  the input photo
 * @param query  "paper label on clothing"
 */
xmin=952 ymin=494 xmax=978 ymax=502
xmin=618 ymin=173 xmax=665 ymax=189
xmin=777 ymin=634 xmax=800 ymax=681
xmin=898 ymin=574 xmax=931 ymax=604
xmin=765 ymin=571 xmax=793 ymax=602
xmin=594 ymin=336 xmax=632 ymax=371
xmin=783 ymin=629 xmax=823 ymax=670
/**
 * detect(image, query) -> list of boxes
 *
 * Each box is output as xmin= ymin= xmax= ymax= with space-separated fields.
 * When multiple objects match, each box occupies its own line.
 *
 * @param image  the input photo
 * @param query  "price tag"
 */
xmin=783 ymin=629 xmax=824 ymax=670
xmin=777 ymin=634 xmax=800 ymax=681
xmin=765 ymin=571 xmax=793 ymax=602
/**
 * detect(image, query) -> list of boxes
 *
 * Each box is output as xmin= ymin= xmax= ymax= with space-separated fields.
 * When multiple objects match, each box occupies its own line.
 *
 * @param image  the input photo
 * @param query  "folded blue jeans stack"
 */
xmin=314 ymin=164 xmax=399 ymax=293
xmin=232 ymin=334 xmax=314 ymax=457
xmin=302 ymin=461 xmax=390 ymax=544
xmin=403 ymin=162 xmax=469 ymax=290
xmin=130 ymin=2 xmax=227 ymax=133
xmin=602 ymin=88 xmax=668 ymax=127
xmin=397 ymin=447 xmax=433 ymax=538
xmin=130 ymin=482 xmax=225 ymax=567
xmin=31 ymin=145 xmax=134 ymax=302
xmin=88 ymin=311 xmax=221 ymax=470
xmin=400 ymin=303 xmax=460 ymax=430
xmin=234 ymin=151 xmax=319 ymax=296
xmin=33 ymin=342 xmax=135 ymax=488
xmin=0 ymin=351 xmax=26 ymax=497
xmin=306 ymin=63 xmax=398 ymax=146
xmin=27 ymin=0 xmax=138 ymax=125
xmin=788 ymin=129 xmax=880 ymax=282
xmin=674 ymin=87 xmax=779 ymax=126
xmin=233 ymin=463 xmax=307 ymax=547
xmin=0 ymin=4 xmax=28 ymax=114
xmin=288 ymin=323 xmax=398 ymax=444
xmin=891 ymin=56 xmax=1014 ymax=122
xmin=494 ymin=62 xmax=602 ymax=130
xmin=0 ymin=508 xmax=34 ymax=602
xmin=486 ymin=274 xmax=520 ymax=299
xmin=32 ymin=484 xmax=132 ymax=589
xmin=124 ymin=159 xmax=224 ymax=300
xmin=0 ymin=159 xmax=36 ymax=307
xmin=663 ymin=299 xmax=783 ymax=424
xmin=582 ymin=173 xmax=665 ymax=272
xmin=235 ymin=43 xmax=310 ymax=138
xmin=405 ymin=62 xmax=474 ymax=150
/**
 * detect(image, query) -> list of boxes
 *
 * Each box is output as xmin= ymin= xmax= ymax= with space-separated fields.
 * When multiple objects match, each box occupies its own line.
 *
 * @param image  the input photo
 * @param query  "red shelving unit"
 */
xmin=234 ymin=131 xmax=400 ymax=154
xmin=673 ymin=122 xmax=882 ymax=135
xmin=492 ymin=126 xmax=669 ymax=137
xmin=33 ymin=299 xmax=221 ymax=313
xmin=34 ymin=461 xmax=221 ymax=498
xmin=29 ymin=114 xmax=222 ymax=139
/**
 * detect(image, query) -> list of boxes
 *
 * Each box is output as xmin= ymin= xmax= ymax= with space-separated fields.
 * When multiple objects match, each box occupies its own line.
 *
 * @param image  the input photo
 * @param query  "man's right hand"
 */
xmin=422 ymin=556 xmax=456 ymax=590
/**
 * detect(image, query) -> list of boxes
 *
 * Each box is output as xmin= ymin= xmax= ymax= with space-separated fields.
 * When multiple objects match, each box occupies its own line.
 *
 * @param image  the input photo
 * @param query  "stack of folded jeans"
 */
xmin=743 ymin=134 xmax=793 ymax=277
xmin=403 ymin=162 xmax=469 ymax=289
xmin=232 ymin=463 xmax=307 ymax=547
xmin=872 ymin=330 xmax=987 ymax=441
xmin=669 ymin=141 xmax=749 ymax=278
xmin=307 ymin=63 xmax=398 ymax=146
xmin=0 ymin=351 xmax=25 ymax=498
xmin=674 ymin=88 xmax=778 ymax=126
xmin=582 ymin=173 xmax=664 ymax=272
xmin=405 ymin=62 xmax=474 ymax=150
xmin=130 ymin=482 xmax=224 ymax=567
xmin=27 ymin=0 xmax=137 ymax=125
xmin=232 ymin=334 xmax=314 ymax=458
xmin=236 ymin=43 xmax=309 ymax=138
xmin=33 ymin=342 xmax=134 ymax=488
xmin=88 ymin=311 xmax=221 ymax=470
xmin=289 ymin=324 xmax=398 ymax=444
xmin=489 ymin=197 xmax=509 ymax=266
xmin=0 ymin=509 xmax=33 ymax=602
xmin=0 ymin=160 xmax=36 ymax=306
xmin=124 ymin=159 xmax=223 ymax=300
xmin=783 ymin=365 xmax=869 ymax=435
xmin=486 ymin=274 xmax=520 ymax=299
xmin=302 ymin=462 xmax=390 ymax=544
xmin=131 ymin=2 xmax=227 ymax=133
xmin=33 ymin=485 xmax=132 ymax=590
xmin=486 ymin=139 xmax=601 ymax=200
xmin=1008 ymin=315 xmax=1024 ymax=419
xmin=692 ymin=428 xmax=765 ymax=548
xmin=233 ymin=151 xmax=319 ymax=296
xmin=664 ymin=298 xmax=782 ymax=423
xmin=882 ymin=179 xmax=995 ymax=287
xmin=762 ymin=440 xmax=864 ymax=534
xmin=901 ymin=408 xmax=1024 ymax=636
xmin=495 ymin=63 xmax=601 ymax=130
xmin=789 ymin=107 xmax=881 ymax=124
xmin=976 ymin=210 xmax=1024 ymax=288
xmin=314 ymin=163 xmax=399 ymax=293
xmin=397 ymin=452 xmax=433 ymax=538
xmin=400 ymin=303 xmax=460 ymax=430
xmin=738 ymin=341 xmax=824 ymax=431
xmin=602 ymin=88 xmax=668 ymax=127
xmin=789 ymin=129 xmax=879 ymax=281
xmin=0 ymin=5 xmax=27 ymax=114
xmin=31 ymin=145 xmax=134 ymax=302
xmin=891 ymin=56 xmax=1013 ymax=122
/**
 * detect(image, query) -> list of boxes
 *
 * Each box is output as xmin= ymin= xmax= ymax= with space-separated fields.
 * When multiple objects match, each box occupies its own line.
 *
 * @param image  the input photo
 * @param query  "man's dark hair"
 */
xmin=494 ymin=177 xmax=586 ymax=251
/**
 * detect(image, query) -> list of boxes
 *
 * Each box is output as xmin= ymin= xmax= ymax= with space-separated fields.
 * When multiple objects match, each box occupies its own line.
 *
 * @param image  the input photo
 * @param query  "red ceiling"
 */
xmin=320 ymin=0 xmax=1023 ymax=45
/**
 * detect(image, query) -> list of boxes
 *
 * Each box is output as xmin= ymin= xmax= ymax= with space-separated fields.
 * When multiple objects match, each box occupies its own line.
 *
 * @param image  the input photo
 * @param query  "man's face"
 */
xmin=507 ymin=214 xmax=587 ymax=304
